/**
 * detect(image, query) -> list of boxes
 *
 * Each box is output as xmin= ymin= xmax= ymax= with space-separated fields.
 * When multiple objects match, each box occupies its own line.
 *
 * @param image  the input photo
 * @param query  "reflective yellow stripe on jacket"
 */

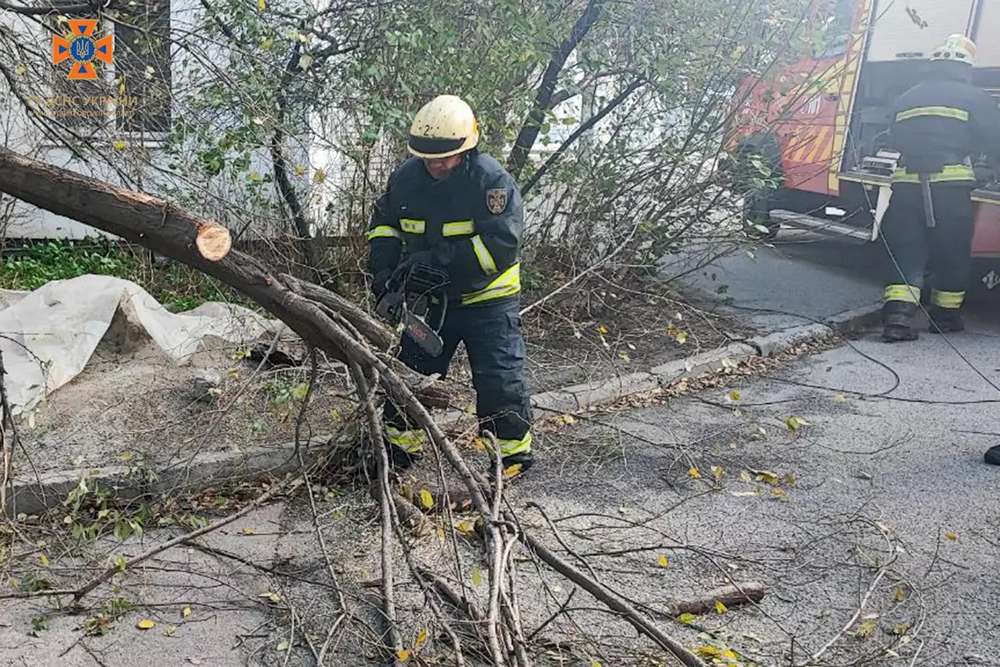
xmin=367 ymin=225 xmax=401 ymax=241
xmin=470 ymin=235 xmax=498 ymax=275
xmin=895 ymin=106 xmax=970 ymax=123
xmin=443 ymin=220 xmax=474 ymax=237
xmin=400 ymin=218 xmax=425 ymax=234
xmin=892 ymin=164 xmax=976 ymax=184
xmin=462 ymin=262 xmax=521 ymax=305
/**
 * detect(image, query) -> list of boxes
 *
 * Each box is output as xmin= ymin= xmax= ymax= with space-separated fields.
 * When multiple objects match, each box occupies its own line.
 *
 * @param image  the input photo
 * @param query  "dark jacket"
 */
xmin=891 ymin=62 xmax=1000 ymax=183
xmin=367 ymin=151 xmax=524 ymax=306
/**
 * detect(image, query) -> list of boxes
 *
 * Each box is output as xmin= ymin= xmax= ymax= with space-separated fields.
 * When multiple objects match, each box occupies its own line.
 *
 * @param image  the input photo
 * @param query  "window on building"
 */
xmin=114 ymin=0 xmax=172 ymax=133
xmin=42 ymin=0 xmax=171 ymax=136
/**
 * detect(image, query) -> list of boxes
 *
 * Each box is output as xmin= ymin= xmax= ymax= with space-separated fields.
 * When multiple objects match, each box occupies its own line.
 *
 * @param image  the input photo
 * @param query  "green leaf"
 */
xmin=677 ymin=612 xmax=697 ymax=625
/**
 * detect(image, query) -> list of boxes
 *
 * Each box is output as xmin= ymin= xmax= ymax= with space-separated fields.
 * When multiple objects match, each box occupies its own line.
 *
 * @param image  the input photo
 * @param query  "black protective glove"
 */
xmin=371 ymin=270 xmax=392 ymax=299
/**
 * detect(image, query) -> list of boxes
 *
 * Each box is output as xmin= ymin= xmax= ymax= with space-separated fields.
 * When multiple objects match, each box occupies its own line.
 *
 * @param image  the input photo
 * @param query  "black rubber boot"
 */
xmin=387 ymin=443 xmax=422 ymax=471
xmin=928 ymin=306 xmax=964 ymax=334
xmin=881 ymin=301 xmax=919 ymax=343
xmin=501 ymin=451 xmax=535 ymax=479
xmin=985 ymin=445 xmax=1000 ymax=466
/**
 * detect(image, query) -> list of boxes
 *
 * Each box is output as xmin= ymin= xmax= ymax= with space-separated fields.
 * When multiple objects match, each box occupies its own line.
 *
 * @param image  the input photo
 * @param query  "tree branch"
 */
xmin=521 ymin=80 xmax=643 ymax=197
xmin=506 ymin=0 xmax=603 ymax=180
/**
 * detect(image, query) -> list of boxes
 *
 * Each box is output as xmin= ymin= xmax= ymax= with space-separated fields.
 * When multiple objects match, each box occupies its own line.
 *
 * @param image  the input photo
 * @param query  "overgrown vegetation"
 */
xmin=0 ymin=240 xmax=245 ymax=312
xmin=0 ymin=0 xmax=830 ymax=288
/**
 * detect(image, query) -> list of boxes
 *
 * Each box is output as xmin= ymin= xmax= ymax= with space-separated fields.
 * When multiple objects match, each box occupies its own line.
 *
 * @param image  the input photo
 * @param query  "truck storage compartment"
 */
xmin=867 ymin=0 xmax=976 ymax=63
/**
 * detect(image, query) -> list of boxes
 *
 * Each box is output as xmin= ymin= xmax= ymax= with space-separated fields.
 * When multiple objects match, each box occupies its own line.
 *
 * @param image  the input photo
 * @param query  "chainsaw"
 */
xmin=375 ymin=262 xmax=450 ymax=356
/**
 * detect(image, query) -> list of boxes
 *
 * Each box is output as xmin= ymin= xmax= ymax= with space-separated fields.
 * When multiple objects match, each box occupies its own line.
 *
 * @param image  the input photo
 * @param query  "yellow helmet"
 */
xmin=407 ymin=95 xmax=480 ymax=159
xmin=931 ymin=34 xmax=976 ymax=66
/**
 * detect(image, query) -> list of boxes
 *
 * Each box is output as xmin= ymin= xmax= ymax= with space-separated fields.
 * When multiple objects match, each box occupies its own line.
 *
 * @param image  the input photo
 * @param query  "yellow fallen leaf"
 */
xmin=260 ymin=591 xmax=282 ymax=604
xmin=136 ymin=619 xmax=156 ymax=630
xmin=471 ymin=567 xmax=483 ymax=587
xmin=257 ymin=0 xmax=265 ymax=10
xmin=112 ymin=139 xmax=127 ymax=151
xmin=894 ymin=586 xmax=907 ymax=603
xmin=472 ymin=437 xmax=486 ymax=451
xmin=739 ymin=470 xmax=753 ymax=483
xmin=722 ymin=648 xmax=739 ymax=660
xmin=313 ymin=168 xmax=327 ymax=184
xmin=688 ymin=466 xmax=702 ymax=479
xmin=675 ymin=331 xmax=688 ymax=345
xmin=945 ymin=531 xmax=958 ymax=541
xmin=415 ymin=627 xmax=428 ymax=648
xmin=677 ymin=612 xmax=697 ymax=625
xmin=276 ymin=639 xmax=289 ymax=651
xmin=754 ymin=470 xmax=780 ymax=486
xmin=560 ymin=414 xmax=577 ymax=425
xmin=182 ymin=605 xmax=192 ymax=619
xmin=728 ymin=390 xmax=741 ymax=401
xmin=715 ymin=600 xmax=728 ymax=614
xmin=657 ymin=554 xmax=669 ymax=568
xmin=456 ymin=520 xmax=475 ymax=536
xmin=855 ymin=619 xmax=876 ymax=639
xmin=710 ymin=465 xmax=725 ymax=481
xmin=396 ymin=649 xmax=411 ymax=662
xmin=695 ymin=644 xmax=721 ymax=657
xmin=785 ymin=416 xmax=809 ymax=432
xmin=503 ymin=463 xmax=523 ymax=479
xmin=241 ymin=527 xmax=256 ymax=535
xmin=38 ymin=554 xmax=49 ymax=567
xmin=419 ymin=488 xmax=434 ymax=510
xmin=834 ymin=393 xmax=847 ymax=402
xmin=591 ymin=661 xmax=602 ymax=667
xmin=893 ymin=623 xmax=911 ymax=636
xmin=597 ymin=324 xmax=608 ymax=335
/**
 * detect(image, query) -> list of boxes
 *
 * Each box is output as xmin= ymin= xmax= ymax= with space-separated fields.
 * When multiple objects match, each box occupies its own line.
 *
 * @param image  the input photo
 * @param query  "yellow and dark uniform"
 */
xmin=881 ymin=58 xmax=1000 ymax=341
xmin=367 ymin=150 xmax=533 ymax=464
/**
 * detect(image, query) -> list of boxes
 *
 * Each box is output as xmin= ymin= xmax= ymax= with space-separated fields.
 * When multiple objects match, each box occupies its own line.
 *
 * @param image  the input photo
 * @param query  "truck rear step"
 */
xmin=769 ymin=209 xmax=871 ymax=242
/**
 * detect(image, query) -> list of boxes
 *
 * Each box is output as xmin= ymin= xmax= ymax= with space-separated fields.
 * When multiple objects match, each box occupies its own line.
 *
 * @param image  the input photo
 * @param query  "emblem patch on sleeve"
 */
xmin=486 ymin=188 xmax=509 ymax=215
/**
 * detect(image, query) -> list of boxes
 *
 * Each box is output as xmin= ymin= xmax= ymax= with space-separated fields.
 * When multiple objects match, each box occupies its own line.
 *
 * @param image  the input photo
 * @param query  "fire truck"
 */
xmin=730 ymin=0 xmax=1000 ymax=290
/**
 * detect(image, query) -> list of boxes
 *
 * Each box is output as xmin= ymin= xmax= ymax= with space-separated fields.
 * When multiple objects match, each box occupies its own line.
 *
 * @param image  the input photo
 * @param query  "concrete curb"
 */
xmin=7 ymin=303 xmax=881 ymax=516
xmin=9 ymin=439 xmax=328 ymax=517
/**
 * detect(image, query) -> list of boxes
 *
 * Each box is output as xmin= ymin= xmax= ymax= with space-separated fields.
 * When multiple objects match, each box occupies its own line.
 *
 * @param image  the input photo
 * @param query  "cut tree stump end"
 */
xmin=195 ymin=224 xmax=232 ymax=261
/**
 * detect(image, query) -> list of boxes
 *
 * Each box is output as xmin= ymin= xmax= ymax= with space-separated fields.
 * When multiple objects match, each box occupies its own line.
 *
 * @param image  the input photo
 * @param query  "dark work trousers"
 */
xmin=383 ymin=297 xmax=532 ymax=452
xmin=881 ymin=183 xmax=975 ymax=293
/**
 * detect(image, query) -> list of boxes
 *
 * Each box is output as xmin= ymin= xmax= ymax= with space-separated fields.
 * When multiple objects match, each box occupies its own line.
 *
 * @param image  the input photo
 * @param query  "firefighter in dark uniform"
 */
xmin=878 ymin=35 xmax=1000 ymax=466
xmin=881 ymin=34 xmax=1000 ymax=343
xmin=367 ymin=94 xmax=534 ymax=475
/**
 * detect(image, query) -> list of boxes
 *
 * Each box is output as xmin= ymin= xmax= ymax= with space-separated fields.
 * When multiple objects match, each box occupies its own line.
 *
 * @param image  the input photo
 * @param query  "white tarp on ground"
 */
xmin=0 ymin=274 xmax=280 ymax=415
